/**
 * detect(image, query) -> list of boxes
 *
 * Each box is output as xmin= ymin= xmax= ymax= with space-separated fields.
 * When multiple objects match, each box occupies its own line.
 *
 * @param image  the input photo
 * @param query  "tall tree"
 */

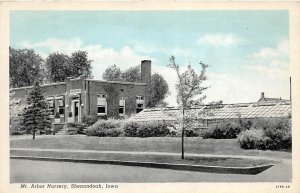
xmin=9 ymin=47 xmax=45 ymax=88
xmin=45 ymin=52 xmax=70 ymax=83
xmin=168 ymin=56 xmax=208 ymax=159
xmin=103 ymin=65 xmax=141 ymax=83
xmin=121 ymin=65 xmax=141 ymax=83
xmin=69 ymin=51 xmax=93 ymax=78
xmin=102 ymin=64 xmax=122 ymax=81
xmin=21 ymin=82 xmax=51 ymax=139
xmin=148 ymin=73 xmax=169 ymax=107
xmin=102 ymin=65 xmax=170 ymax=107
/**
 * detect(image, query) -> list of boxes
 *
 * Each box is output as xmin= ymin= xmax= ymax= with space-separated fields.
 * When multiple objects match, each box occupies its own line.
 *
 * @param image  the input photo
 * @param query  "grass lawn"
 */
xmin=11 ymin=150 xmax=275 ymax=167
xmin=10 ymin=136 xmax=291 ymax=159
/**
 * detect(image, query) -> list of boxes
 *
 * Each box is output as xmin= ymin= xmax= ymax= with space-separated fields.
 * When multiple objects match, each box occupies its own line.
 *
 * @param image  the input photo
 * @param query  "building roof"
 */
xmin=10 ymin=82 xmax=66 ymax=91
xmin=257 ymin=92 xmax=289 ymax=103
xmin=131 ymin=101 xmax=291 ymax=122
xmin=10 ymin=77 xmax=147 ymax=91
xmin=258 ymin=97 xmax=289 ymax=103
xmin=86 ymin=79 xmax=147 ymax=86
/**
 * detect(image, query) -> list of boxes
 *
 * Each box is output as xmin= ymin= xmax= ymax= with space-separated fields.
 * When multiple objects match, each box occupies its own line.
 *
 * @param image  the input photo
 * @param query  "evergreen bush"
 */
xmin=21 ymin=82 xmax=51 ymax=139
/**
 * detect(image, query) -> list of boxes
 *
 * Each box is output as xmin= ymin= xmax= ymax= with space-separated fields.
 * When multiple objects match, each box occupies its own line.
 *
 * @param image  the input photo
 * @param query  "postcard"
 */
xmin=0 ymin=1 xmax=299 ymax=193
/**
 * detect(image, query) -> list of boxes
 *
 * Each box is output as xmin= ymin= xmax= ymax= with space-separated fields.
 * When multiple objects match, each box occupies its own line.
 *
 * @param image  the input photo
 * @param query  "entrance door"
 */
xmin=74 ymin=101 xmax=79 ymax=122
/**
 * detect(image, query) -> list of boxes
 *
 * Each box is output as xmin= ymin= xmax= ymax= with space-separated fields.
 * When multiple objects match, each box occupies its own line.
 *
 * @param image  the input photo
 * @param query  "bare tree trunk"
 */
xmin=33 ymin=129 xmax=36 ymax=139
xmin=181 ymin=108 xmax=185 ymax=160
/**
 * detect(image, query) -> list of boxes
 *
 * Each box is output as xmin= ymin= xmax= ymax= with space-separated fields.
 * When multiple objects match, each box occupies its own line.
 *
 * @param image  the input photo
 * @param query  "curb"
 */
xmin=10 ymin=148 xmax=284 ymax=161
xmin=10 ymin=156 xmax=274 ymax=175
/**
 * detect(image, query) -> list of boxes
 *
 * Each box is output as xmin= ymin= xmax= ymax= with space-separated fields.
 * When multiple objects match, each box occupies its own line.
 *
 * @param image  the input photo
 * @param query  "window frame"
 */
xmin=119 ymin=99 xmax=125 ymax=116
xmin=97 ymin=94 xmax=107 ymax=115
xmin=58 ymin=99 xmax=65 ymax=116
xmin=136 ymin=96 xmax=145 ymax=113
xmin=47 ymin=99 xmax=55 ymax=117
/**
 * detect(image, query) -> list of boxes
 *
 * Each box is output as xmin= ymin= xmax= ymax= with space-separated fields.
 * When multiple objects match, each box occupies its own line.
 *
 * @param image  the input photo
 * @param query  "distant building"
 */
xmin=10 ymin=60 xmax=152 ymax=123
xmin=258 ymin=92 xmax=289 ymax=103
xmin=131 ymin=93 xmax=291 ymax=127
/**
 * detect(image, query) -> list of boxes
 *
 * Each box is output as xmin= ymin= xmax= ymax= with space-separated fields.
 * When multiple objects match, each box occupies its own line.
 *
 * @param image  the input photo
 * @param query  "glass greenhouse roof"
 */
xmin=131 ymin=102 xmax=291 ymax=122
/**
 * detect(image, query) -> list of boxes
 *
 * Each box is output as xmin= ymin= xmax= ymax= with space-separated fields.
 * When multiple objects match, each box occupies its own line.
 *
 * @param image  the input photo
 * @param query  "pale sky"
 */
xmin=10 ymin=11 xmax=290 ymax=106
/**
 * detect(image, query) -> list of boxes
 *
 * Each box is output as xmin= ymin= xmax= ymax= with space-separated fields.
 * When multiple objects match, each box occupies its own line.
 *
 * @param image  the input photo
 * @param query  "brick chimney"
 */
xmin=141 ymin=60 xmax=151 ymax=84
xmin=258 ymin=92 xmax=266 ymax=102
xmin=140 ymin=60 xmax=151 ymax=106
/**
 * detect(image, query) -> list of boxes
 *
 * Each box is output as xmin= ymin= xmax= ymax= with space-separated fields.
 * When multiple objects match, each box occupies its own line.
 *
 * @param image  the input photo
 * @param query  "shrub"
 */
xmin=238 ymin=118 xmax=292 ymax=150
xmin=239 ymin=119 xmax=253 ymax=130
xmin=52 ymin=123 xmax=64 ymax=134
xmin=84 ymin=119 xmax=123 ymax=137
xmin=84 ymin=126 xmax=124 ymax=137
xmin=185 ymin=128 xmax=200 ymax=137
xmin=68 ymin=130 xmax=78 ymax=135
xmin=238 ymin=129 xmax=271 ymax=150
xmin=264 ymin=119 xmax=291 ymax=150
xmin=98 ymin=115 xmax=108 ymax=120
xmin=67 ymin=123 xmax=86 ymax=134
xmin=137 ymin=122 xmax=171 ymax=137
xmin=202 ymin=121 xmax=241 ymax=139
xmin=40 ymin=127 xmax=52 ymax=135
xmin=168 ymin=125 xmax=179 ymax=136
xmin=122 ymin=120 xmax=174 ymax=137
xmin=10 ymin=117 xmax=24 ymax=134
xmin=82 ymin=115 xmax=98 ymax=126
xmin=10 ymin=130 xmax=25 ymax=135
xmin=54 ymin=112 xmax=60 ymax=119
xmin=123 ymin=120 xmax=139 ymax=137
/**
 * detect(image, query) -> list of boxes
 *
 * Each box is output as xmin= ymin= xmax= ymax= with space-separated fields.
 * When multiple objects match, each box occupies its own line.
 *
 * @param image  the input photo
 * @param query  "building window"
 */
xmin=48 ymin=100 xmax=55 ymax=115
xmin=119 ymin=99 xmax=125 ymax=116
xmin=97 ymin=94 xmax=107 ymax=115
xmin=58 ymin=99 xmax=64 ymax=116
xmin=136 ymin=96 xmax=144 ymax=100
xmin=136 ymin=96 xmax=144 ymax=113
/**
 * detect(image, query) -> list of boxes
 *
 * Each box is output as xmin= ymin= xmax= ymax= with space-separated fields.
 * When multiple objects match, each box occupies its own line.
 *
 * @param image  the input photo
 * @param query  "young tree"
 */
xmin=22 ymin=82 xmax=51 ymax=139
xmin=168 ymin=56 xmax=208 ymax=159
xmin=147 ymin=73 xmax=169 ymax=107
xmin=45 ymin=52 xmax=70 ymax=82
xmin=9 ymin=47 xmax=46 ymax=88
xmin=102 ymin=64 xmax=122 ymax=81
xmin=69 ymin=50 xmax=93 ymax=78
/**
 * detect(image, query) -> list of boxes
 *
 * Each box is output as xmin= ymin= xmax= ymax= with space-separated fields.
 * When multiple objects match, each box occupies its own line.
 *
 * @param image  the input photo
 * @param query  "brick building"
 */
xmin=10 ymin=60 xmax=152 ymax=123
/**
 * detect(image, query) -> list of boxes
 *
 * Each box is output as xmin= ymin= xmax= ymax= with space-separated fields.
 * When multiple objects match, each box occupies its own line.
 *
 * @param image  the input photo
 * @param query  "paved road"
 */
xmin=10 ymin=159 xmax=292 ymax=183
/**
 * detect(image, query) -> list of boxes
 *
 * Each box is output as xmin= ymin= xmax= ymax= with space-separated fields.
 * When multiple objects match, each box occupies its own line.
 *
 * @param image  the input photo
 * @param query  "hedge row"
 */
xmin=84 ymin=119 xmax=175 ymax=137
xmin=201 ymin=122 xmax=241 ymax=139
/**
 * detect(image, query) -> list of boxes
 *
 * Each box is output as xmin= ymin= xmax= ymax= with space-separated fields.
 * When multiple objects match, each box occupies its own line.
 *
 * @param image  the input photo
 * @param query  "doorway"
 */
xmin=71 ymin=99 xmax=80 ymax=123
